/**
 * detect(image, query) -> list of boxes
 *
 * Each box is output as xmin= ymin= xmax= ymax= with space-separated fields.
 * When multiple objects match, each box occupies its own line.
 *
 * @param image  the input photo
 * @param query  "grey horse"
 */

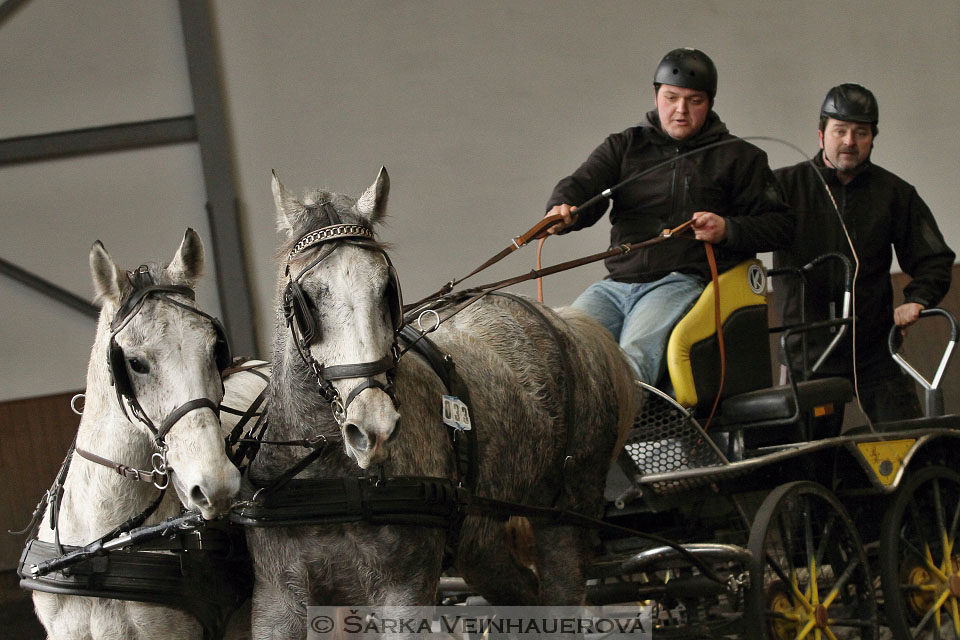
xmin=241 ymin=168 xmax=638 ymax=638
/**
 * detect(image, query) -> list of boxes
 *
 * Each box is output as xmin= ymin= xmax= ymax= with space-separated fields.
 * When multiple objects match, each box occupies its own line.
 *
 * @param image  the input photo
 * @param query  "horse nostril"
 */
xmin=344 ymin=423 xmax=373 ymax=452
xmin=189 ymin=485 xmax=209 ymax=507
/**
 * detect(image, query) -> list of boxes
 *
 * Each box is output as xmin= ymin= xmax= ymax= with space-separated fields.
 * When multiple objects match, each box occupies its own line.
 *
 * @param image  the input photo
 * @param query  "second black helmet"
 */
xmin=820 ymin=83 xmax=878 ymax=124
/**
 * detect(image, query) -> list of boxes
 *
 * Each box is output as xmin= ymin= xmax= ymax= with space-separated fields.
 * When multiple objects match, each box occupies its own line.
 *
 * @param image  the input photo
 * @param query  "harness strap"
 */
xmin=343 ymin=378 xmax=394 ymax=411
xmin=701 ymin=242 xmax=725 ymax=430
xmin=156 ymin=397 xmax=218 ymax=442
xmin=248 ymin=439 xmax=332 ymax=501
xmin=229 ymin=474 xmax=725 ymax=585
xmin=398 ymin=325 xmax=476 ymax=491
xmin=75 ymin=447 xmax=164 ymax=485
xmin=225 ymin=385 xmax=268 ymax=450
xmin=319 ymin=355 xmax=396 ymax=381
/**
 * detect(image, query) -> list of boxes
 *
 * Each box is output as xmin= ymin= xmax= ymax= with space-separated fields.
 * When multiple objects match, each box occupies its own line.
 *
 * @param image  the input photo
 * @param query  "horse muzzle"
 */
xmin=340 ymin=387 xmax=400 ymax=468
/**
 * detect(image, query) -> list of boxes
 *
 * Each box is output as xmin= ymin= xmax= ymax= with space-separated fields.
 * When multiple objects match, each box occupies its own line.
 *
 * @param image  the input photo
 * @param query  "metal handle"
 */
xmin=888 ymin=308 xmax=958 ymax=391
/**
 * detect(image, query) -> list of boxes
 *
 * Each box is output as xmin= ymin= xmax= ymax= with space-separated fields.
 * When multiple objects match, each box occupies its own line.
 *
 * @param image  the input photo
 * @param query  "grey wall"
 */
xmin=2 ymin=0 xmax=958 ymax=402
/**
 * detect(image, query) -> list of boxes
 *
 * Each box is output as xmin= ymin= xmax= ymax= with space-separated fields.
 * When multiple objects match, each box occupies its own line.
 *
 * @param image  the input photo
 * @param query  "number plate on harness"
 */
xmin=442 ymin=395 xmax=472 ymax=431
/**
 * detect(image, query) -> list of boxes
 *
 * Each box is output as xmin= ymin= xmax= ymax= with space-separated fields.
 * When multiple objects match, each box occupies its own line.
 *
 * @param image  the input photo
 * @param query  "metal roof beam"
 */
xmin=0 ymin=256 xmax=99 ymax=320
xmin=178 ymin=0 xmax=258 ymax=357
xmin=0 ymin=116 xmax=197 ymax=166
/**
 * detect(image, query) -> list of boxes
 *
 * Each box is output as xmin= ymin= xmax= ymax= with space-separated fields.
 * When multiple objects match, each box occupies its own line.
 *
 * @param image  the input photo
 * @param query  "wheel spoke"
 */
xmin=934 ymin=478 xmax=947 ymax=544
xmin=796 ymin=617 xmax=817 ymax=639
xmin=803 ymin=496 xmax=820 ymax=604
xmin=765 ymin=550 xmax=815 ymax=614
xmin=814 ymin=509 xmax=839 ymax=570
xmin=948 ymin=484 xmax=960 ymax=557
xmin=951 ymin=596 xmax=960 ymax=639
xmin=828 ymin=617 xmax=879 ymax=628
xmin=912 ymin=587 xmax=952 ymax=636
xmin=777 ymin=507 xmax=800 ymax=584
xmin=821 ymin=554 xmax=862 ymax=608
xmin=822 ymin=625 xmax=839 ymax=640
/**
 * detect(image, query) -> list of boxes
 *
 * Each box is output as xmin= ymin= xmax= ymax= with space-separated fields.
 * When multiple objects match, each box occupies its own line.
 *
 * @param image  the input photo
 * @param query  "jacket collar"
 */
xmin=641 ymin=109 xmax=729 ymax=148
xmin=813 ymin=150 xmax=873 ymax=185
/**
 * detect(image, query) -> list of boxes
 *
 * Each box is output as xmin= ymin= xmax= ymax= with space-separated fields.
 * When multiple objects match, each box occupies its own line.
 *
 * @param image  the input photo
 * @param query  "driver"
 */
xmin=543 ymin=48 xmax=792 ymax=384
xmin=773 ymin=83 xmax=955 ymax=427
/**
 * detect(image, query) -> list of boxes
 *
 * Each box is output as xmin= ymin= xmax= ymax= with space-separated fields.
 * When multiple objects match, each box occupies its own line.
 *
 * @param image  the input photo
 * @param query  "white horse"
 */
xmin=27 ymin=230 xmax=242 ymax=640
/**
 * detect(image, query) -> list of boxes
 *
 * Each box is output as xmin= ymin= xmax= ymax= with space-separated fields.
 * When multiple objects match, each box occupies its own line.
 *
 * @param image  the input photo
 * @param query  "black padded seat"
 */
xmin=716 ymin=377 xmax=853 ymax=428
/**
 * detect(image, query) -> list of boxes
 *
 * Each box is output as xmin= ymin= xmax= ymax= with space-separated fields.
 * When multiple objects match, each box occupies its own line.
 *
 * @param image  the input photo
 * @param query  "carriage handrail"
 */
xmin=768 ymin=252 xmax=854 ymax=379
xmin=888 ymin=308 xmax=958 ymax=417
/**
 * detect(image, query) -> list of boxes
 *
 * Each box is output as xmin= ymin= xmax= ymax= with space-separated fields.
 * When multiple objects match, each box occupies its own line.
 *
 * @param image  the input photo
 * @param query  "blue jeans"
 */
xmin=571 ymin=273 xmax=706 ymax=384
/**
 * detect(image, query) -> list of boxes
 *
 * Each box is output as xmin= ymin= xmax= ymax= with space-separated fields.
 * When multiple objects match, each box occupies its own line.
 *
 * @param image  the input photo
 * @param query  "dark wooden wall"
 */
xmin=1 ymin=391 xmax=80 ymax=571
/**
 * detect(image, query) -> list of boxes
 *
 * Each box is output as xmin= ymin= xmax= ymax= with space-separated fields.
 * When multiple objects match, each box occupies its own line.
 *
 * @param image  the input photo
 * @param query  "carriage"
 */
xmin=16 ymin=172 xmax=960 ymax=640
xmin=438 ymin=252 xmax=960 ymax=640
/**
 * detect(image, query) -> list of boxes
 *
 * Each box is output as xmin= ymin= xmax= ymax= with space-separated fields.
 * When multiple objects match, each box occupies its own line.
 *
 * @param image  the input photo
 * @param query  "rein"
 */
xmin=399 ymin=218 xmax=699 ymax=358
xmin=74 ymin=447 xmax=169 ymax=489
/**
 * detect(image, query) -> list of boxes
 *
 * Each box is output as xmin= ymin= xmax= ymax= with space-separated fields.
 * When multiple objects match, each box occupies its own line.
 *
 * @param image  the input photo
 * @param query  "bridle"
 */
xmin=77 ymin=266 xmax=232 ymax=488
xmin=282 ymin=203 xmax=403 ymax=425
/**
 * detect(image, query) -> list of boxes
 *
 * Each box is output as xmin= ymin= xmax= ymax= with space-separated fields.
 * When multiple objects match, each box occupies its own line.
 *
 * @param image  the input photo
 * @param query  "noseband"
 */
xmin=283 ymin=203 xmax=402 ymax=425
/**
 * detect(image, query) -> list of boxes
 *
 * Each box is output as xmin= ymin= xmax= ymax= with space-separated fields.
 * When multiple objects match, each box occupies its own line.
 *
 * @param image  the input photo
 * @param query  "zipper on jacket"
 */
xmin=669 ymin=147 xmax=683 ymax=224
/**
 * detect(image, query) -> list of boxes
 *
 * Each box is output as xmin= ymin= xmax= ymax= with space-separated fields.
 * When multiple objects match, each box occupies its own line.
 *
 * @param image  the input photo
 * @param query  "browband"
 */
xmin=287 ymin=224 xmax=374 ymax=261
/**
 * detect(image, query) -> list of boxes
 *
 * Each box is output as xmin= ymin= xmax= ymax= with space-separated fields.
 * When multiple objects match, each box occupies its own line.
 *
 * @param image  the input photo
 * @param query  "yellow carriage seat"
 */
xmin=666 ymin=259 xmax=772 ymax=413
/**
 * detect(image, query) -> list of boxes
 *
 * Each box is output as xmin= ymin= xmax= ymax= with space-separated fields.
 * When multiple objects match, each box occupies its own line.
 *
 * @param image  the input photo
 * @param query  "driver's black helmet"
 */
xmin=653 ymin=48 xmax=717 ymax=99
xmin=820 ymin=83 xmax=878 ymax=124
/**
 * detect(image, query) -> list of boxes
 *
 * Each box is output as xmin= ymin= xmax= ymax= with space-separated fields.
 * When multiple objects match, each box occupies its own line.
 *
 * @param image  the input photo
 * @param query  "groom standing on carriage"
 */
xmin=544 ymin=48 xmax=792 ymax=384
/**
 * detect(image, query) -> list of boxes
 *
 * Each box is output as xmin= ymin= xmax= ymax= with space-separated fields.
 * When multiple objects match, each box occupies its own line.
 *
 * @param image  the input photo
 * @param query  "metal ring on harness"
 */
xmin=150 ymin=450 xmax=169 ymax=490
xmin=417 ymin=309 xmax=441 ymax=333
xmin=71 ymin=394 xmax=85 ymax=416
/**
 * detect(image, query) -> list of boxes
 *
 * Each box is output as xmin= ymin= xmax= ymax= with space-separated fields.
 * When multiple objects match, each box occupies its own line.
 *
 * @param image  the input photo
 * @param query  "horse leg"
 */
xmin=457 ymin=516 xmax=540 ymax=605
xmin=532 ymin=523 xmax=590 ymax=605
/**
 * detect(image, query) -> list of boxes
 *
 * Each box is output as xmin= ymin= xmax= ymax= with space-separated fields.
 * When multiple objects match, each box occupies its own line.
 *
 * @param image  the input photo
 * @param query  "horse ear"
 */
xmin=356 ymin=166 xmax=390 ymax=224
xmin=167 ymin=228 xmax=204 ymax=287
xmin=90 ymin=240 xmax=124 ymax=305
xmin=272 ymin=170 xmax=310 ymax=235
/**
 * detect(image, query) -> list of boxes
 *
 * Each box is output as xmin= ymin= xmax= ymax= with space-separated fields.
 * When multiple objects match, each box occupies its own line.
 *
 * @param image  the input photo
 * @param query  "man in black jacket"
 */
xmin=545 ymin=48 xmax=791 ymax=385
xmin=774 ymin=83 xmax=954 ymax=426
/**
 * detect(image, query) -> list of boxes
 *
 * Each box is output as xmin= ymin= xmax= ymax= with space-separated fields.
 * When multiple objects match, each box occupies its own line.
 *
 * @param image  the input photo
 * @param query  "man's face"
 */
xmin=819 ymin=118 xmax=874 ymax=172
xmin=656 ymin=84 xmax=710 ymax=140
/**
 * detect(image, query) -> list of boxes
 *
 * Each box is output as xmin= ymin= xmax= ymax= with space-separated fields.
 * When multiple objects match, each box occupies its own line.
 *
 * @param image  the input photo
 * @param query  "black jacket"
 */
xmin=546 ymin=110 xmax=791 ymax=282
xmin=773 ymin=152 xmax=955 ymax=377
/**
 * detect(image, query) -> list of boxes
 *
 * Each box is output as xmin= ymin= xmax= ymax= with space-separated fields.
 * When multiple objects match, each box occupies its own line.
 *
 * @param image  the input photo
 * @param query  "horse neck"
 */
xmin=249 ymin=327 xmax=348 ymax=479
xmin=45 ymin=312 xmax=181 ymax=544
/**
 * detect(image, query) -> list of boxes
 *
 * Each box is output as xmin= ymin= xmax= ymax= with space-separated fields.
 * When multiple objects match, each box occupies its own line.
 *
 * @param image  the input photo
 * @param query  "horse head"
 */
xmin=273 ymin=168 xmax=401 ymax=469
xmin=89 ymin=229 xmax=240 ymax=518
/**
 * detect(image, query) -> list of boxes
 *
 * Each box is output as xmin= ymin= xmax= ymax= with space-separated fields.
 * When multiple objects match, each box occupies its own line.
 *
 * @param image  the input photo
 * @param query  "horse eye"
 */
xmin=128 ymin=357 xmax=150 ymax=375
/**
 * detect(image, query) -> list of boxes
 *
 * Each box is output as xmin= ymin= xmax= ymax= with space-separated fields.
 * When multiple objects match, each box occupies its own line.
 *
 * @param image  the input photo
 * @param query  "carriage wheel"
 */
xmin=880 ymin=465 xmax=960 ymax=640
xmin=746 ymin=481 xmax=878 ymax=640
